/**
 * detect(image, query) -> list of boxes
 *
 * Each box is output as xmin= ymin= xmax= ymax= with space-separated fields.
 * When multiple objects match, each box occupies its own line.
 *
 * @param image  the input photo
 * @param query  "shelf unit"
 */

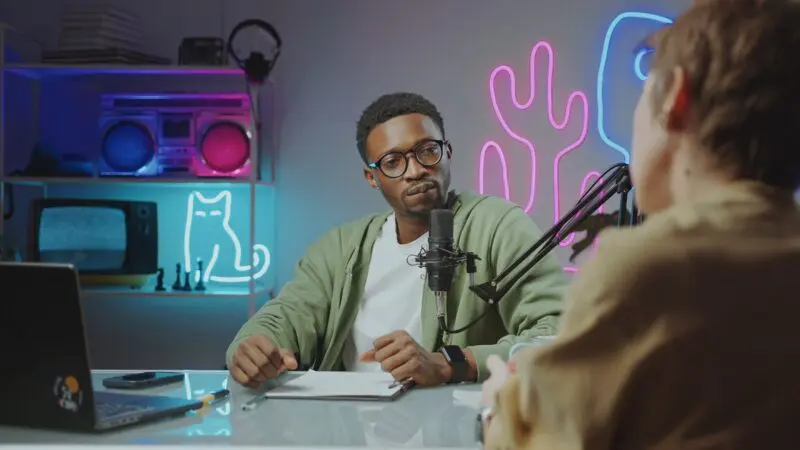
xmin=0 ymin=176 xmax=272 ymax=187
xmin=2 ymin=63 xmax=247 ymax=79
xmin=0 ymin=23 xmax=277 ymax=307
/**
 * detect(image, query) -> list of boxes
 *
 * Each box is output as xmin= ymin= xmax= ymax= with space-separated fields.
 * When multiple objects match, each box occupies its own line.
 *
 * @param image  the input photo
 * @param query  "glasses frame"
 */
xmin=367 ymin=139 xmax=448 ymax=179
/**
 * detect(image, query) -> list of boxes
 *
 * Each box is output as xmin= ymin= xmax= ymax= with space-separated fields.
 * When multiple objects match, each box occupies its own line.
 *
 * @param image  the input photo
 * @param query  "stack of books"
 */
xmin=43 ymin=1 xmax=169 ymax=65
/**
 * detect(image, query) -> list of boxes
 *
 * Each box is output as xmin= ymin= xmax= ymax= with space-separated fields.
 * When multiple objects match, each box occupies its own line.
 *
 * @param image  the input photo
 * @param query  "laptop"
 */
xmin=0 ymin=262 xmax=203 ymax=432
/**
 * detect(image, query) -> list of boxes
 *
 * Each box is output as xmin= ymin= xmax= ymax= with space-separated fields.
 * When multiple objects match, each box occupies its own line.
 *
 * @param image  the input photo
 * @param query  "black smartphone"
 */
xmin=101 ymin=371 xmax=185 ymax=390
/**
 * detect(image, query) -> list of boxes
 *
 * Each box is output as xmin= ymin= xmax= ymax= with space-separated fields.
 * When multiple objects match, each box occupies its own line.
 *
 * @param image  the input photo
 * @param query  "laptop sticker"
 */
xmin=54 ymin=375 xmax=83 ymax=412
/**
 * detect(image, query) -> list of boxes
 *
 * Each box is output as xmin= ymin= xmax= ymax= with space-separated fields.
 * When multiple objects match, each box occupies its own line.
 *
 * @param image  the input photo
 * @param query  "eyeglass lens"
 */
xmin=378 ymin=140 xmax=443 ymax=178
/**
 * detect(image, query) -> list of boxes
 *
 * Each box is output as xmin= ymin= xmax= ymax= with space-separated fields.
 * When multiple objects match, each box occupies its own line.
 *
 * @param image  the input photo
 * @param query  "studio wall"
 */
xmin=0 ymin=0 xmax=691 ymax=369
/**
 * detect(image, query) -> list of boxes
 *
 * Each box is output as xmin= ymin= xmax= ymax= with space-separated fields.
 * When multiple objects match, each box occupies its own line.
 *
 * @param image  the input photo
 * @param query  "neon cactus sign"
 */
xmin=478 ymin=40 xmax=596 ymax=249
xmin=479 ymin=11 xmax=675 ymax=270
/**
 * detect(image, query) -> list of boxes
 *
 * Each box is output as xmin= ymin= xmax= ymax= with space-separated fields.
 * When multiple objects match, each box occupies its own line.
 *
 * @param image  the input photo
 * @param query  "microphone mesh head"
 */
xmin=430 ymin=209 xmax=454 ymax=240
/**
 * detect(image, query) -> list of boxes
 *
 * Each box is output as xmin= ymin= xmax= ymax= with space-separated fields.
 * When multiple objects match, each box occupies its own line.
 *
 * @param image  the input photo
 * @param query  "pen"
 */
xmin=241 ymin=394 xmax=267 ymax=411
xmin=388 ymin=377 xmax=414 ymax=389
xmin=198 ymin=389 xmax=230 ymax=405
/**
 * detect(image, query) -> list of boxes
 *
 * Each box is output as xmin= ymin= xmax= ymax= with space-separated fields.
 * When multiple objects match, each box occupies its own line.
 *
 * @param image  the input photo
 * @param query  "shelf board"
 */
xmin=82 ymin=283 xmax=272 ymax=299
xmin=1 ymin=176 xmax=273 ymax=187
xmin=2 ymin=63 xmax=248 ymax=79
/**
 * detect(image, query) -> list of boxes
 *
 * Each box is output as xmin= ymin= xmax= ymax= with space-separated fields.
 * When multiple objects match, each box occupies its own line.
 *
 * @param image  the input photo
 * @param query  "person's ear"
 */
xmin=364 ymin=167 xmax=380 ymax=190
xmin=445 ymin=142 xmax=454 ymax=159
xmin=661 ymin=67 xmax=690 ymax=131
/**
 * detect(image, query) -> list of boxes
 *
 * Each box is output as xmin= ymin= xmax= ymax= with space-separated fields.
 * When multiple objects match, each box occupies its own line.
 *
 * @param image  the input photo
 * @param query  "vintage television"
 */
xmin=27 ymin=199 xmax=158 ymax=287
xmin=98 ymin=93 xmax=254 ymax=178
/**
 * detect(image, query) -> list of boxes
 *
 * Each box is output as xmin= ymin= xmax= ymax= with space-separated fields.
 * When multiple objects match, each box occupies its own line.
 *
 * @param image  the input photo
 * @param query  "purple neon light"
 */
xmin=478 ymin=40 xmax=590 ymax=219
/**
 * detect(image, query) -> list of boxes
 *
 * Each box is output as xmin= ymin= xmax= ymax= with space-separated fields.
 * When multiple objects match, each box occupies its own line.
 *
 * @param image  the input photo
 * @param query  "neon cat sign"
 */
xmin=183 ymin=190 xmax=271 ymax=284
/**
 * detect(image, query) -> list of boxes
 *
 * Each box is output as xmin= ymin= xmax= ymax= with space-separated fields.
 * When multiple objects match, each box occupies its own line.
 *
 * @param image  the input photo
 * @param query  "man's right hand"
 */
xmin=229 ymin=334 xmax=298 ymax=388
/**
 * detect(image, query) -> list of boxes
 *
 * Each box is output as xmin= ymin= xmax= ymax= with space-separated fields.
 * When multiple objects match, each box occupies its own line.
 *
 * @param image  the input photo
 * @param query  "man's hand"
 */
xmin=481 ymin=355 xmax=516 ymax=407
xmin=229 ymin=334 xmax=298 ymax=388
xmin=359 ymin=330 xmax=450 ymax=386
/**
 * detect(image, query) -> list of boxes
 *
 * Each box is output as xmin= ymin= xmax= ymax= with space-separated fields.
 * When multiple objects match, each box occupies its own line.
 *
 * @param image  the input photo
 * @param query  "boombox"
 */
xmin=98 ymin=93 xmax=254 ymax=178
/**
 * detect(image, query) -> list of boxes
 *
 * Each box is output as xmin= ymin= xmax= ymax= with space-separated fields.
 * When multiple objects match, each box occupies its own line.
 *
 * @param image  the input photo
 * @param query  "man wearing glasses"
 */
xmin=227 ymin=92 xmax=566 ymax=388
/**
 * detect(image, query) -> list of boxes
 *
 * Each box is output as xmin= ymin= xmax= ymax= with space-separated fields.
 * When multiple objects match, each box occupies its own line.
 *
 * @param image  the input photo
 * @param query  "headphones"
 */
xmin=226 ymin=19 xmax=283 ymax=85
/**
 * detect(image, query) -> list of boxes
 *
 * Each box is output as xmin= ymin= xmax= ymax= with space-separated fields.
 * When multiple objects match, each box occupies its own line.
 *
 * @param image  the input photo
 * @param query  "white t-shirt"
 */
xmin=342 ymin=214 xmax=427 ymax=372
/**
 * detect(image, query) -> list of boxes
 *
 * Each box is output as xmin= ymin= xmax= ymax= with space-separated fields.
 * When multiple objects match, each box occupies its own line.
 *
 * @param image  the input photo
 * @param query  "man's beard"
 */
xmin=401 ymin=189 xmax=447 ymax=219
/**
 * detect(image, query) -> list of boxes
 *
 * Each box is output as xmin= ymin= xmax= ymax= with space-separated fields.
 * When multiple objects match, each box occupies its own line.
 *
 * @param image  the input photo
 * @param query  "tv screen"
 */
xmin=38 ymin=206 xmax=128 ymax=271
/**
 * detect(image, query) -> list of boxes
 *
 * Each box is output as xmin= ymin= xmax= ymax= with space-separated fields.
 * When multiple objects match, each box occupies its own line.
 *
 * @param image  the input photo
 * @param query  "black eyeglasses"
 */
xmin=367 ymin=139 xmax=448 ymax=179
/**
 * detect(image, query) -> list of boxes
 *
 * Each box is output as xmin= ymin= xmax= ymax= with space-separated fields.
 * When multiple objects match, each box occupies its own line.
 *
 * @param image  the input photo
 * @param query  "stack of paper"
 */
xmin=265 ymin=371 xmax=410 ymax=401
xmin=57 ymin=1 xmax=143 ymax=53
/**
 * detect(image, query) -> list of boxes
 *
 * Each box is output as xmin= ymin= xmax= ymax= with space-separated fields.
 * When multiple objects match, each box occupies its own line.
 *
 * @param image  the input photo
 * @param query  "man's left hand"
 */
xmin=360 ymin=330 xmax=451 ymax=386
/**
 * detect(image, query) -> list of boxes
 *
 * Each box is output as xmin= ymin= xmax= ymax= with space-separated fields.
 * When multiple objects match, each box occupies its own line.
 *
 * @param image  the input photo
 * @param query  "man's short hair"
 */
xmin=648 ymin=0 xmax=800 ymax=189
xmin=355 ymin=92 xmax=445 ymax=164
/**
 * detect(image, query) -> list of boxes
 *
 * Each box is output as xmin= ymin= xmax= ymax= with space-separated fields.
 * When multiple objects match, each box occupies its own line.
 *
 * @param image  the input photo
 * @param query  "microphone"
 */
xmin=427 ymin=209 xmax=455 ymax=291
xmin=427 ymin=209 xmax=456 ymax=320
xmin=407 ymin=209 xmax=482 ymax=335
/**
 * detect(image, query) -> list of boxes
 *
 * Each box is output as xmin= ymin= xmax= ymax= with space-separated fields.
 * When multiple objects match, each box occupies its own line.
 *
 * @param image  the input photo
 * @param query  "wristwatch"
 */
xmin=439 ymin=345 xmax=469 ymax=383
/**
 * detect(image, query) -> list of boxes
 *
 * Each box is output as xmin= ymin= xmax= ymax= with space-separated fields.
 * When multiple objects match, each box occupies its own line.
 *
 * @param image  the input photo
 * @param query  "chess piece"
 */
xmin=155 ymin=268 xmax=166 ymax=291
xmin=182 ymin=271 xmax=192 ymax=291
xmin=194 ymin=257 xmax=206 ymax=291
xmin=172 ymin=263 xmax=182 ymax=290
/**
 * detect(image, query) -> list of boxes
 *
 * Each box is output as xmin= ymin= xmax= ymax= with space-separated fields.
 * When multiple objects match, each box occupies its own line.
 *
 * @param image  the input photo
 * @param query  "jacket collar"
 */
xmin=347 ymin=190 xmax=471 ymax=274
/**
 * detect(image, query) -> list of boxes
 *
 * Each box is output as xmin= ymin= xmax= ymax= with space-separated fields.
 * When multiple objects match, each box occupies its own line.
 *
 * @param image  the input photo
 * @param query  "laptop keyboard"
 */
xmin=95 ymin=400 xmax=155 ymax=419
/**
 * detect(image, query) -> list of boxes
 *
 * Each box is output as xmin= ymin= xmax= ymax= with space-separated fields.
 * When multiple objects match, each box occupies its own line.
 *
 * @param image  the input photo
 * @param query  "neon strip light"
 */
xmin=479 ymin=41 xmax=589 ymax=214
xmin=183 ymin=190 xmax=271 ymax=284
xmin=597 ymin=11 xmax=673 ymax=163
xmin=633 ymin=49 xmax=652 ymax=81
xmin=478 ymin=142 xmax=509 ymax=200
xmin=557 ymin=170 xmax=603 ymax=246
xmin=559 ymin=172 xmax=601 ymax=278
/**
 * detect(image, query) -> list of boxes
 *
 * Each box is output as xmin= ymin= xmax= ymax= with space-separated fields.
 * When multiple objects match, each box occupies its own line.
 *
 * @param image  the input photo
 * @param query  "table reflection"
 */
xmin=0 ymin=371 xmax=480 ymax=448
xmin=225 ymin=373 xmax=479 ymax=447
xmin=136 ymin=371 xmax=232 ymax=440
xmin=183 ymin=372 xmax=231 ymax=437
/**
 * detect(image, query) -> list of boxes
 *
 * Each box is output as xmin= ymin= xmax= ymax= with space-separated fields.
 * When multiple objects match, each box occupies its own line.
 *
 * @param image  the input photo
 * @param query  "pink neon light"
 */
xmin=558 ymin=170 xmax=603 ymax=246
xmin=563 ymin=172 xmax=608 ymax=273
xmin=479 ymin=142 xmax=510 ymax=200
xmin=478 ymin=41 xmax=589 ymax=215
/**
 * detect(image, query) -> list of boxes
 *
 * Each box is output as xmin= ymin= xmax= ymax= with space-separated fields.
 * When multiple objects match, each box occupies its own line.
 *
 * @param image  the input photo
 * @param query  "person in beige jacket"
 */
xmin=481 ymin=0 xmax=800 ymax=449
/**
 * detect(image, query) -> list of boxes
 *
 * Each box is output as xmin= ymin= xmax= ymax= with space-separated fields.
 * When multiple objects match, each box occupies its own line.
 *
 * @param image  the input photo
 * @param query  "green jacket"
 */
xmin=226 ymin=191 xmax=566 ymax=381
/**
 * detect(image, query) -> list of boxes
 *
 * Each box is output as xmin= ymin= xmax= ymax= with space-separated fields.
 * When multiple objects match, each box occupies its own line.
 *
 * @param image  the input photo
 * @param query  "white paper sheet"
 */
xmin=264 ymin=370 xmax=406 ymax=400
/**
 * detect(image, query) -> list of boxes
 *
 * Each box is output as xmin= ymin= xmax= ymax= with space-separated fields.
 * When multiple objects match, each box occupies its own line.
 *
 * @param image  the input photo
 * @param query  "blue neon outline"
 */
xmin=633 ymin=48 xmax=652 ymax=81
xmin=597 ymin=11 xmax=673 ymax=163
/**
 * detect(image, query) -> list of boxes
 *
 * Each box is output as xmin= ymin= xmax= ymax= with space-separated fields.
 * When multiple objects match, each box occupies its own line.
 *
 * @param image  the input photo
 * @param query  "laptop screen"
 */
xmin=0 ymin=263 xmax=96 ymax=429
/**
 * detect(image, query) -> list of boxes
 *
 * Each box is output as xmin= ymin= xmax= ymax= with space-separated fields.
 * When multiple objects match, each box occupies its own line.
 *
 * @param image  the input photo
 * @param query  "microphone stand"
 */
xmin=469 ymin=163 xmax=633 ymax=306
